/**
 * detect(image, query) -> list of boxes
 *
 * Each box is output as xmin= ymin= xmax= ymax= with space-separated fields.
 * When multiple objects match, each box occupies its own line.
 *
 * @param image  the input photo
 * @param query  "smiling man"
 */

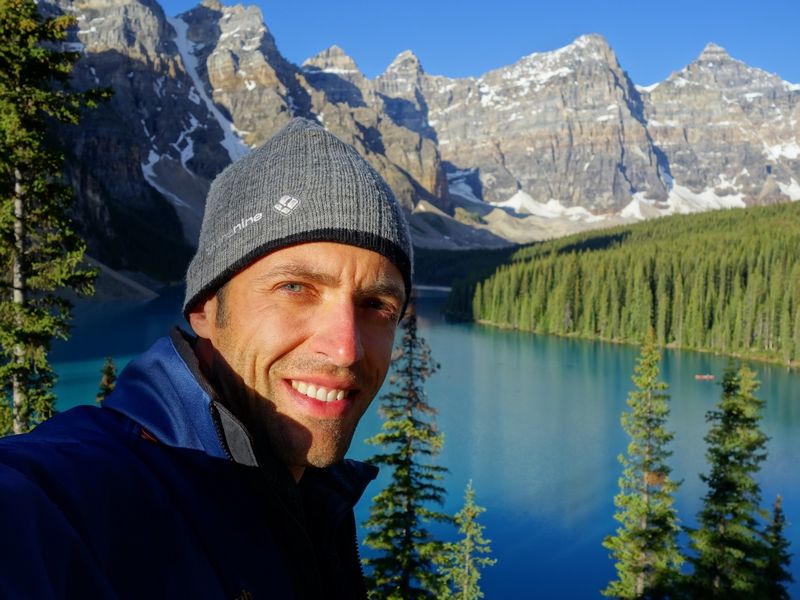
xmin=189 ymin=242 xmax=405 ymax=483
xmin=0 ymin=118 xmax=412 ymax=599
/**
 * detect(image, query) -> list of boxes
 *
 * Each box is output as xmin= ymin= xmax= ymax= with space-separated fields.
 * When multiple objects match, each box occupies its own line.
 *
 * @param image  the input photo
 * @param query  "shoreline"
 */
xmin=472 ymin=319 xmax=800 ymax=371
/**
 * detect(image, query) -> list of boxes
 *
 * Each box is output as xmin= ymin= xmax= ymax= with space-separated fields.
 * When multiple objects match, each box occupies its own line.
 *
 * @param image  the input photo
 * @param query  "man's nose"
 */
xmin=311 ymin=300 xmax=365 ymax=367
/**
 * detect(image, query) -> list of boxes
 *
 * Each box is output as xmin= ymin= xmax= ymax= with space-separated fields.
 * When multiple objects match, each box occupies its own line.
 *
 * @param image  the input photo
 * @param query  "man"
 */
xmin=0 ymin=118 xmax=412 ymax=599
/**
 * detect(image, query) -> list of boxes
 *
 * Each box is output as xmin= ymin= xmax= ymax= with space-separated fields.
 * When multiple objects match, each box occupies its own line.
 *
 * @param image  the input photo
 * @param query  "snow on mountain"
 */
xmin=46 ymin=0 xmax=800 ymax=270
xmin=778 ymin=179 xmax=800 ymax=201
xmin=446 ymin=169 xmax=483 ymax=204
xmin=492 ymin=190 xmax=605 ymax=223
xmin=623 ymin=184 xmax=746 ymax=221
xmin=168 ymin=16 xmax=248 ymax=162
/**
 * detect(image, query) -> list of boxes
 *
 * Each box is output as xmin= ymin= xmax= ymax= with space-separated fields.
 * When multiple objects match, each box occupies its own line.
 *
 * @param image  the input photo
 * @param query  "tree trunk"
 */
xmin=12 ymin=167 xmax=26 ymax=435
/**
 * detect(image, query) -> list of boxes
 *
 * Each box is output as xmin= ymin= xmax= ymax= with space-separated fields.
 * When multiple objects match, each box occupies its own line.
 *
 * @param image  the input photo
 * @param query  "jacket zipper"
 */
xmin=209 ymin=403 xmax=234 ymax=461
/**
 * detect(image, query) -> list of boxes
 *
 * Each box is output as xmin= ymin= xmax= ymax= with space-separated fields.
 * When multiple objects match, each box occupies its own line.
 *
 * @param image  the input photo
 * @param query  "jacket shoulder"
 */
xmin=0 ymin=405 xmax=140 ymax=476
xmin=0 ymin=407 xmax=139 ymax=598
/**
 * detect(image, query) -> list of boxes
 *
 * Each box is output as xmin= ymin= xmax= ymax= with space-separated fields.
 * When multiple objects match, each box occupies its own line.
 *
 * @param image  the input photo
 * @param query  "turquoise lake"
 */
xmin=51 ymin=287 xmax=800 ymax=598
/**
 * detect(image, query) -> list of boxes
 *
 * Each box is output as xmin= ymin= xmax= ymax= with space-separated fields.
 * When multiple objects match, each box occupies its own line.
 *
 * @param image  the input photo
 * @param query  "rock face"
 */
xmin=415 ymin=35 xmax=667 ymax=210
xmin=53 ymin=0 xmax=234 ymax=280
xmin=46 ymin=0 xmax=800 ymax=281
xmin=175 ymin=4 xmax=445 ymax=211
xmin=179 ymin=0 xmax=304 ymax=146
xmin=50 ymin=0 xmax=446 ymax=282
xmin=374 ymin=35 xmax=800 ymax=216
xmin=642 ymin=43 xmax=800 ymax=207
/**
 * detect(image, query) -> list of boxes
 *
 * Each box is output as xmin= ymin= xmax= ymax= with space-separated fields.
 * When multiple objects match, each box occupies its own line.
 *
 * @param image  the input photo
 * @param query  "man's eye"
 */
xmin=281 ymin=283 xmax=304 ymax=293
xmin=366 ymin=298 xmax=400 ymax=320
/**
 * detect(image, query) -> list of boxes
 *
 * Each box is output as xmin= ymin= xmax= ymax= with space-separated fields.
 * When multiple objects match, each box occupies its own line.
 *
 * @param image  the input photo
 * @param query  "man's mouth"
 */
xmin=290 ymin=379 xmax=350 ymax=403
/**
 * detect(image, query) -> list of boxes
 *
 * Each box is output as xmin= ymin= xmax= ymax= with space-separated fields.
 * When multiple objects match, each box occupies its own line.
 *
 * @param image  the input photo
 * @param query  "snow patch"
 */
xmin=315 ymin=67 xmax=360 ymax=75
xmin=141 ymin=150 xmax=189 ymax=208
xmin=647 ymin=119 xmax=678 ymax=127
xmin=623 ymin=183 xmax=745 ymax=220
xmin=219 ymin=27 xmax=241 ymax=41
xmin=496 ymin=191 xmax=604 ymax=222
xmin=187 ymin=86 xmax=202 ymax=105
xmin=778 ymin=179 xmax=800 ymax=201
xmin=621 ymin=196 xmax=658 ymax=220
xmin=667 ymin=184 xmax=745 ymax=213
xmin=447 ymin=169 xmax=483 ymax=204
xmin=636 ymin=82 xmax=659 ymax=93
xmin=169 ymin=16 xmax=248 ymax=162
xmin=172 ymin=114 xmax=200 ymax=168
xmin=763 ymin=141 xmax=800 ymax=160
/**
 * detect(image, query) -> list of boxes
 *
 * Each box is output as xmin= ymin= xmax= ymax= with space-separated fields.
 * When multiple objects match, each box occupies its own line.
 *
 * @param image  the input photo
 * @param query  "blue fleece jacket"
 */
xmin=0 ymin=330 xmax=377 ymax=599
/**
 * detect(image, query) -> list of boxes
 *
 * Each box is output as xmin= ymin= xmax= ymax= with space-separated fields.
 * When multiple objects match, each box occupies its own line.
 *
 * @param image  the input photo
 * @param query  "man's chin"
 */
xmin=302 ymin=443 xmax=350 ymax=469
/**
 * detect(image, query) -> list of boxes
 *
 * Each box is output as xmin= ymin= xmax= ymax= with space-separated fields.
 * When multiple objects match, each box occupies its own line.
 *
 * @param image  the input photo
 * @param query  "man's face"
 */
xmin=189 ymin=242 xmax=405 ymax=479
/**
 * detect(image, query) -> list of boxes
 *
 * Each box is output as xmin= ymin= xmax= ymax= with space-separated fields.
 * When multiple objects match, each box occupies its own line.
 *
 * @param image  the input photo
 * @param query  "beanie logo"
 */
xmin=274 ymin=194 xmax=302 ymax=216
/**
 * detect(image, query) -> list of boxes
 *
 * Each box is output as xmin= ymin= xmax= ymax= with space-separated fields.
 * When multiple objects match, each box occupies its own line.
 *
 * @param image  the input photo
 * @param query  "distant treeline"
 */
xmin=445 ymin=203 xmax=800 ymax=365
xmin=413 ymin=245 xmax=517 ymax=287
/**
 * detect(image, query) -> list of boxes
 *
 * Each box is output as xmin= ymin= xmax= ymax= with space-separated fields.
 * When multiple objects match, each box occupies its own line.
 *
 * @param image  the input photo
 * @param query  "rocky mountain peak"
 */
xmin=385 ymin=50 xmax=423 ymax=74
xmin=44 ymin=0 xmax=800 ymax=272
xmin=669 ymin=41 xmax=787 ymax=94
xmin=556 ymin=33 xmax=616 ymax=64
xmin=572 ymin=33 xmax=612 ymax=52
xmin=499 ymin=33 xmax=620 ymax=85
xmin=302 ymin=45 xmax=363 ymax=76
xmin=697 ymin=42 xmax=730 ymax=62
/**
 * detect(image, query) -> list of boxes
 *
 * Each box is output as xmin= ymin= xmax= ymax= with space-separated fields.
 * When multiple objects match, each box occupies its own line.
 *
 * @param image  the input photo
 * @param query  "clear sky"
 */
xmin=159 ymin=0 xmax=800 ymax=86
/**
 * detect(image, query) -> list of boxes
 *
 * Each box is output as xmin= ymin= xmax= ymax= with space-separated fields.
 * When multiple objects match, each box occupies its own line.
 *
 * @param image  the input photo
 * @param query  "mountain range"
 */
xmin=47 ymin=0 xmax=800 ymax=286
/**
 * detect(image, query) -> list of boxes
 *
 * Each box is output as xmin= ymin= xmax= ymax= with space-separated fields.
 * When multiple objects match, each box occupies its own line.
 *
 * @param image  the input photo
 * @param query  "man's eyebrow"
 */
xmin=258 ymin=263 xmax=405 ymax=301
xmin=358 ymin=279 xmax=406 ymax=304
xmin=256 ymin=263 xmax=340 ymax=287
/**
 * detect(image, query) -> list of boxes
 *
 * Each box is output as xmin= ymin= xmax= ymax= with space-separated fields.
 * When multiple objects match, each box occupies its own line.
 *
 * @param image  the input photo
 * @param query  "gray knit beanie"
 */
xmin=183 ymin=117 xmax=413 ymax=316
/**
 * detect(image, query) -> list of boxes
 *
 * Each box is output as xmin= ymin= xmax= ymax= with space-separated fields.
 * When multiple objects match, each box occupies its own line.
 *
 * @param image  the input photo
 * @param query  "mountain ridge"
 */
xmin=45 ymin=0 xmax=800 ymax=285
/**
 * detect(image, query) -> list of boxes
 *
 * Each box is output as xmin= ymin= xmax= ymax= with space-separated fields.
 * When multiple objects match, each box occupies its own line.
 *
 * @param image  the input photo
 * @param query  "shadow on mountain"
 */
xmin=301 ymin=68 xmax=367 ymax=108
xmin=378 ymin=91 xmax=437 ymax=142
xmin=355 ymin=122 xmax=385 ymax=154
xmin=442 ymin=161 xmax=486 ymax=210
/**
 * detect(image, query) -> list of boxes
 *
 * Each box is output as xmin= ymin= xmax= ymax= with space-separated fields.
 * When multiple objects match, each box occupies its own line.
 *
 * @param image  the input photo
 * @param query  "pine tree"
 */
xmin=362 ymin=306 xmax=450 ymax=599
xmin=438 ymin=480 xmax=496 ymax=600
xmin=761 ymin=495 xmax=793 ymax=599
xmin=603 ymin=330 xmax=683 ymax=599
xmin=688 ymin=365 xmax=770 ymax=597
xmin=0 ymin=0 xmax=108 ymax=435
xmin=95 ymin=356 xmax=116 ymax=405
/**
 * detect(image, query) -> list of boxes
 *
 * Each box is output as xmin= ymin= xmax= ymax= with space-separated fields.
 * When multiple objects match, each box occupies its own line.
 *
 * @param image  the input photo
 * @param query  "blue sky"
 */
xmin=160 ymin=0 xmax=800 ymax=86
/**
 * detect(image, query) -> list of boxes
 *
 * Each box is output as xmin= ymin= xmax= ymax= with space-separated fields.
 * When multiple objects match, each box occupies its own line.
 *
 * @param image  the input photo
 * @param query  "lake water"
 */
xmin=51 ymin=287 xmax=800 ymax=598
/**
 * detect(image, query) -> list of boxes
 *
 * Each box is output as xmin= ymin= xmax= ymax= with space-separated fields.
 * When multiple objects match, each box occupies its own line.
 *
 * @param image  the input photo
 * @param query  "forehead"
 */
xmin=234 ymin=242 xmax=405 ymax=291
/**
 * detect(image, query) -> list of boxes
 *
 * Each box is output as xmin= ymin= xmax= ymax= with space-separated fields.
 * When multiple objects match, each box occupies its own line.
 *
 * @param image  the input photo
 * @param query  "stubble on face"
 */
xmin=197 ymin=243 xmax=405 ymax=477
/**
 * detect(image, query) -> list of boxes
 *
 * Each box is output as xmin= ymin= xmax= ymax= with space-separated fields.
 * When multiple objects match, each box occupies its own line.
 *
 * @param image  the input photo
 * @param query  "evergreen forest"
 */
xmin=446 ymin=203 xmax=800 ymax=366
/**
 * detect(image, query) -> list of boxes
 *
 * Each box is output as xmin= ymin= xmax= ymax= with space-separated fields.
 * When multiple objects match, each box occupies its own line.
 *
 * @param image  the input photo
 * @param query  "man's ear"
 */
xmin=188 ymin=295 xmax=217 ymax=339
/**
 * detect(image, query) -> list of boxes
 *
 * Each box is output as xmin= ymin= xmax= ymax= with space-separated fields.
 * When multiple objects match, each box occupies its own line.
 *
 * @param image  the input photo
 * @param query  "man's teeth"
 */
xmin=291 ymin=380 xmax=348 ymax=402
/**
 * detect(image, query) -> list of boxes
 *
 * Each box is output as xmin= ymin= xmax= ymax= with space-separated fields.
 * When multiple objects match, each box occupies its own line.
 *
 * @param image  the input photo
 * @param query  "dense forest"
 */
xmin=445 ymin=203 xmax=800 ymax=365
xmin=413 ymin=246 xmax=517 ymax=287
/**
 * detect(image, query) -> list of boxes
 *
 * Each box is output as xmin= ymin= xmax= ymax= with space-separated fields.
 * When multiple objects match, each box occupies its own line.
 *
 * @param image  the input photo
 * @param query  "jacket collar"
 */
xmin=104 ymin=328 xmax=229 ymax=460
xmin=103 ymin=328 xmax=378 ymax=498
